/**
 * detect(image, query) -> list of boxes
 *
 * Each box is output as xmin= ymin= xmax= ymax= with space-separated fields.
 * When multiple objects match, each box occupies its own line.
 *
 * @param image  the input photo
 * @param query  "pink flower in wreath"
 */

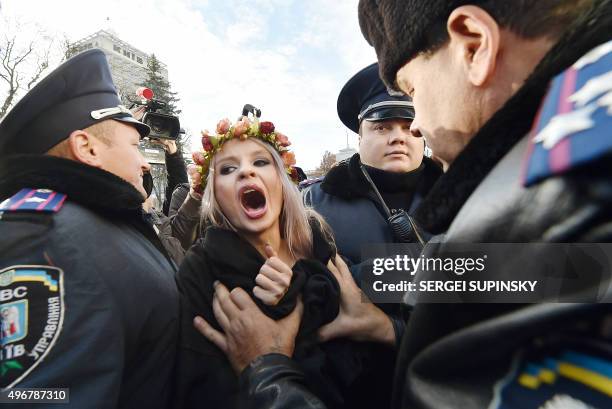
xmin=216 ymin=118 xmax=231 ymax=134
xmin=281 ymin=151 xmax=296 ymax=166
xmin=233 ymin=117 xmax=250 ymax=137
xmin=275 ymin=132 xmax=291 ymax=147
xmin=192 ymin=151 xmax=206 ymax=166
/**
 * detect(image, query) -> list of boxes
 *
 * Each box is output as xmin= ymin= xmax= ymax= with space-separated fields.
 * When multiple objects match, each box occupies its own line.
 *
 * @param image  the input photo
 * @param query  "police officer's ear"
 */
xmin=64 ymin=129 xmax=109 ymax=168
xmin=446 ymin=5 xmax=500 ymax=87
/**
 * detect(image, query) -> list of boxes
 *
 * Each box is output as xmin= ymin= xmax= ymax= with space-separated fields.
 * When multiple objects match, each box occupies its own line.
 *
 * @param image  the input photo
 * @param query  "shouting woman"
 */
xmin=175 ymin=116 xmax=380 ymax=409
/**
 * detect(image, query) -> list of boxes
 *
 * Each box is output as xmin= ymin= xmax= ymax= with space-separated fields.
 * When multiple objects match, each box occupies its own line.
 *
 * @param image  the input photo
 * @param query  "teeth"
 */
xmin=244 ymin=188 xmax=256 ymax=194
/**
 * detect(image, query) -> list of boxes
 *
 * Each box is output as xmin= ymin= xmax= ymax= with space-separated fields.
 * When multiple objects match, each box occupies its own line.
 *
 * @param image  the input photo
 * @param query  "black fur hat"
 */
xmin=358 ymin=0 xmax=484 ymax=90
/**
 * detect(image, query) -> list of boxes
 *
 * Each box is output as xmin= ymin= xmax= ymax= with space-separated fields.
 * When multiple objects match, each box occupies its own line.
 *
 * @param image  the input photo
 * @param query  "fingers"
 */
xmin=228 ymin=286 xmax=259 ymax=311
xmin=265 ymin=257 xmax=293 ymax=276
xmin=326 ymin=258 xmax=342 ymax=281
xmin=253 ymin=285 xmax=281 ymax=306
xmin=292 ymin=296 xmax=304 ymax=319
xmin=256 ymin=270 xmax=287 ymax=292
xmin=333 ymin=254 xmax=350 ymax=274
xmin=317 ymin=321 xmax=334 ymax=342
xmin=212 ymin=295 xmax=230 ymax=329
xmin=264 ymin=244 xmax=277 ymax=259
xmin=214 ymin=282 xmax=241 ymax=320
xmin=194 ymin=316 xmax=228 ymax=352
xmin=281 ymin=296 xmax=304 ymax=334
xmin=259 ymin=263 xmax=292 ymax=287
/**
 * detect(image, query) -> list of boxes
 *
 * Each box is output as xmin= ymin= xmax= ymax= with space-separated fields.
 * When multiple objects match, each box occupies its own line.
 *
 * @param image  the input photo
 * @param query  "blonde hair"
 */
xmin=201 ymin=138 xmax=334 ymax=260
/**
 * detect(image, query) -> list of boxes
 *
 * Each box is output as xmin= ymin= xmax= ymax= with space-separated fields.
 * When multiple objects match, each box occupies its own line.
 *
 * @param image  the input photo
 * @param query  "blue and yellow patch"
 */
xmin=0 ymin=188 xmax=66 ymax=214
xmin=492 ymin=348 xmax=612 ymax=409
xmin=523 ymin=39 xmax=612 ymax=187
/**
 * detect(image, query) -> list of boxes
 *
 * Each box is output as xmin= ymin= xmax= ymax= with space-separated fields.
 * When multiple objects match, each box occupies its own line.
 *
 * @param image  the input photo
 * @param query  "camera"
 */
xmin=131 ymin=88 xmax=181 ymax=140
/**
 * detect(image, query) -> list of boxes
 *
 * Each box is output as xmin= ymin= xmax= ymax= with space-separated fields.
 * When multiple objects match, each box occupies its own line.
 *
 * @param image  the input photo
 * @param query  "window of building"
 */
xmin=113 ymin=45 xmax=121 ymax=53
xmin=123 ymin=50 xmax=130 ymax=57
xmin=137 ymin=57 xmax=143 ymax=64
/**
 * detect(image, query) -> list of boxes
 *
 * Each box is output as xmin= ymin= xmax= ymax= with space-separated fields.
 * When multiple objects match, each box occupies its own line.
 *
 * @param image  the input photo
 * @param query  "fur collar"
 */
xmin=321 ymin=153 xmax=440 ymax=200
xmin=0 ymin=154 xmax=145 ymax=214
xmin=414 ymin=0 xmax=612 ymax=234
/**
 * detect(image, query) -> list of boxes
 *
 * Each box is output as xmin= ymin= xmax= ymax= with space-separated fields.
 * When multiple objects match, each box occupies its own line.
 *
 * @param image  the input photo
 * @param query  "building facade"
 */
xmin=70 ymin=30 xmax=168 ymax=101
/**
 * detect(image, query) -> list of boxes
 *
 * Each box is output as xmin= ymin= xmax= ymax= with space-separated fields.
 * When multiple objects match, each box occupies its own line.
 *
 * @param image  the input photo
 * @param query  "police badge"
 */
xmin=0 ymin=265 xmax=65 ymax=390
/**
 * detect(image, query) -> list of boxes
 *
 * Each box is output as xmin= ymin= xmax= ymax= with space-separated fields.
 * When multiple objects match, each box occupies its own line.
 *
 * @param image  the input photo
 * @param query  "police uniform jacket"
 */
xmin=0 ymin=154 xmax=179 ymax=409
xmin=234 ymin=2 xmax=612 ymax=408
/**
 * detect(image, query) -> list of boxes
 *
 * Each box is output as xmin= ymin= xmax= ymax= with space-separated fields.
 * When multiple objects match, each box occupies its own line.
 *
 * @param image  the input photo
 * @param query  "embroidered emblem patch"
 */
xmin=0 ymin=265 xmax=65 ymax=389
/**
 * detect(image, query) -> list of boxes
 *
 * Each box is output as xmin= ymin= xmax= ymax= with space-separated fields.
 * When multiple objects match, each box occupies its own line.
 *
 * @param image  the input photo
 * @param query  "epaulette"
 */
xmin=522 ymin=39 xmax=612 ymax=187
xmin=0 ymin=188 xmax=67 ymax=214
xmin=299 ymin=177 xmax=324 ymax=190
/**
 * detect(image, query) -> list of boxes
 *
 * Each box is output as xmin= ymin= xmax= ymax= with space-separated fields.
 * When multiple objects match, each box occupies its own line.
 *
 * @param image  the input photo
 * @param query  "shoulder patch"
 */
xmin=299 ymin=177 xmax=323 ymax=190
xmin=0 ymin=265 xmax=65 ymax=389
xmin=490 ymin=346 xmax=612 ymax=409
xmin=522 ymin=39 xmax=612 ymax=187
xmin=0 ymin=189 xmax=67 ymax=214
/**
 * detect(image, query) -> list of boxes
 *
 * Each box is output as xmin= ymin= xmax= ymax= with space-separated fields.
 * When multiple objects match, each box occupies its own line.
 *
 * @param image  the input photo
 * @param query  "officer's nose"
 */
xmin=389 ymin=124 xmax=409 ymax=145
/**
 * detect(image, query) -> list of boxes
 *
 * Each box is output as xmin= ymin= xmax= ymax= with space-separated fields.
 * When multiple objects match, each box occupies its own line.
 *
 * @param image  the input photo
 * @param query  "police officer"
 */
xmin=192 ymin=1 xmax=612 ymax=408
xmin=301 ymin=63 xmax=440 ymax=409
xmin=303 ymin=63 xmax=441 ymax=274
xmin=0 ymin=50 xmax=178 ymax=408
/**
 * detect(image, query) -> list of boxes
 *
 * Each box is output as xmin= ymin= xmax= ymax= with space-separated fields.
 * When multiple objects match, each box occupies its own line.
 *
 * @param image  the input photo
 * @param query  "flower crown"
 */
xmin=192 ymin=116 xmax=298 ymax=192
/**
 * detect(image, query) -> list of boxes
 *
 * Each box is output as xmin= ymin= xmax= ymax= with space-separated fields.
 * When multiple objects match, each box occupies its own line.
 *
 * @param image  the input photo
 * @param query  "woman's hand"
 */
xmin=318 ymin=255 xmax=395 ymax=346
xmin=253 ymin=244 xmax=293 ymax=306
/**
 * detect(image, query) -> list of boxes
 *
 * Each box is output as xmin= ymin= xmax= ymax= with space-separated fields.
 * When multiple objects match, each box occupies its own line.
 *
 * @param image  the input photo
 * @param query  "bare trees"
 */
xmin=309 ymin=150 xmax=337 ymax=177
xmin=0 ymin=20 xmax=54 ymax=118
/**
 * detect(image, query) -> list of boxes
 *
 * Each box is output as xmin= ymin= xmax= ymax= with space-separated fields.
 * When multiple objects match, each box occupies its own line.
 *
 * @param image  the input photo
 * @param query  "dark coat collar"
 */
xmin=0 ymin=154 xmax=145 ymax=214
xmin=414 ymin=1 xmax=612 ymax=234
xmin=197 ymin=219 xmax=338 ymax=326
xmin=202 ymin=218 xmax=335 ymax=274
xmin=321 ymin=153 xmax=440 ymax=200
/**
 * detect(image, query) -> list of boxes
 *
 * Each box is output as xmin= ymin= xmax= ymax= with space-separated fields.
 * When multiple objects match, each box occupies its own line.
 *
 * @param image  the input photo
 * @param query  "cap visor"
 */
xmin=363 ymin=106 xmax=415 ymax=123
xmin=114 ymin=116 xmax=150 ymax=138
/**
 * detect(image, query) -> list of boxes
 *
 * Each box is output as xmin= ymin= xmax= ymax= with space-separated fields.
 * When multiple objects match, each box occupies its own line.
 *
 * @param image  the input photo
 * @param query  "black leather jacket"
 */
xmin=237 ymin=3 xmax=612 ymax=408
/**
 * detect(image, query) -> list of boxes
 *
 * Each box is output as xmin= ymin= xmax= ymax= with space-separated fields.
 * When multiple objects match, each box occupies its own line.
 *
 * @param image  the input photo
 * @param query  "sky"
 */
xmin=0 ymin=0 xmax=376 ymax=170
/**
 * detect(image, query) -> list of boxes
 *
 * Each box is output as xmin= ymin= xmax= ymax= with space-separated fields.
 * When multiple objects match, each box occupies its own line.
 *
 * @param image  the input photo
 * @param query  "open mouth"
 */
xmin=239 ymin=185 xmax=267 ymax=219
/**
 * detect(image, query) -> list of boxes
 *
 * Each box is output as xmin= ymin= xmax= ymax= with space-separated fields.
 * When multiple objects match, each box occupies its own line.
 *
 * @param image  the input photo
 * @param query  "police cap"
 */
xmin=0 ymin=49 xmax=150 ymax=156
xmin=337 ymin=62 xmax=414 ymax=134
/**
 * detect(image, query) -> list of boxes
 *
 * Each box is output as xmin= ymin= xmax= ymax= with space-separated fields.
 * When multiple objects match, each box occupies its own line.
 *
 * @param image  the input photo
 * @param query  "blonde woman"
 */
xmin=175 ymin=116 xmax=374 ymax=409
